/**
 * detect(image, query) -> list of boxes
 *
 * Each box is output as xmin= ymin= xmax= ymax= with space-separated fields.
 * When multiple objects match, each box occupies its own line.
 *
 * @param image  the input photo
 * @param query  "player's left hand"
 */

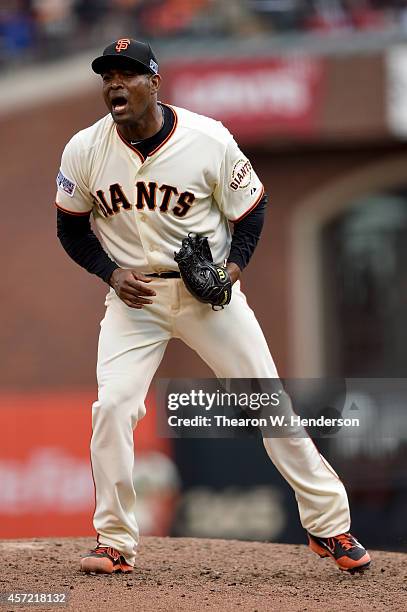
xmin=225 ymin=262 xmax=241 ymax=285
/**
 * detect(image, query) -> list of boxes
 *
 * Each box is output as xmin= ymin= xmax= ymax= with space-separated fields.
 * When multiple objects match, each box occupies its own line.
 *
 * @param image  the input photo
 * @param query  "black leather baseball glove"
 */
xmin=174 ymin=234 xmax=232 ymax=309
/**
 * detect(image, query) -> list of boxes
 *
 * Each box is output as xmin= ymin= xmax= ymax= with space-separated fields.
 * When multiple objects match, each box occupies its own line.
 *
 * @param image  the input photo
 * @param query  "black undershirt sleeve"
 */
xmin=56 ymin=209 xmax=119 ymax=284
xmin=227 ymin=194 xmax=268 ymax=271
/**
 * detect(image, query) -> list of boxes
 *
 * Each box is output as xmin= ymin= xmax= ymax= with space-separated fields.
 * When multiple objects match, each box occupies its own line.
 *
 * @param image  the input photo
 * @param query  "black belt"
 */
xmin=146 ymin=272 xmax=181 ymax=278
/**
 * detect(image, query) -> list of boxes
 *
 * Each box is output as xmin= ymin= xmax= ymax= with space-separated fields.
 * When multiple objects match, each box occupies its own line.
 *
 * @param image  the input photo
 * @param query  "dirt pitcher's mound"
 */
xmin=1 ymin=537 xmax=406 ymax=611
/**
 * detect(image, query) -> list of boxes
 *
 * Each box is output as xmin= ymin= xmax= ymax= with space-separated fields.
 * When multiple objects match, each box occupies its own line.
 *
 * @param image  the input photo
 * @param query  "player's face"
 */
xmin=101 ymin=65 xmax=159 ymax=125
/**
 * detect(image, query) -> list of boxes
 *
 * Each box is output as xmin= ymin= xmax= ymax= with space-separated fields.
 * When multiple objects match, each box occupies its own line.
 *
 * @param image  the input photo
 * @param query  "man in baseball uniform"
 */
xmin=56 ymin=39 xmax=370 ymax=574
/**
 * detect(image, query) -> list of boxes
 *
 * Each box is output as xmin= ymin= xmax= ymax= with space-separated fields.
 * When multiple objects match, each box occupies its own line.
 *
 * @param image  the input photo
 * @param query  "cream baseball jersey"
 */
xmin=55 ymin=104 xmax=264 ymax=272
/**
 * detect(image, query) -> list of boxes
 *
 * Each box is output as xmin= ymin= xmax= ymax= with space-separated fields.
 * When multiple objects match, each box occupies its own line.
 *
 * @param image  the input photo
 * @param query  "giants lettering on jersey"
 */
xmin=229 ymin=159 xmax=252 ymax=191
xmin=92 ymin=182 xmax=195 ymax=218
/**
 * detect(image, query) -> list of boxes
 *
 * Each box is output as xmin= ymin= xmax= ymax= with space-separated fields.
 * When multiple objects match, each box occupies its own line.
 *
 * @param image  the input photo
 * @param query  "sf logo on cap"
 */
xmin=116 ymin=39 xmax=131 ymax=52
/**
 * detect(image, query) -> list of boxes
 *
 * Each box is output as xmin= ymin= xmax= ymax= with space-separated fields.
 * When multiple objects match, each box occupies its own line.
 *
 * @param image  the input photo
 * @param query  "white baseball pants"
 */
xmin=91 ymin=279 xmax=350 ymax=565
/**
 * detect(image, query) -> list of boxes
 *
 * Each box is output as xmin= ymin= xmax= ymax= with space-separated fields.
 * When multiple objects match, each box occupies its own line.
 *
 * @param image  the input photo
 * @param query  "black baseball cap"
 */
xmin=91 ymin=39 xmax=159 ymax=75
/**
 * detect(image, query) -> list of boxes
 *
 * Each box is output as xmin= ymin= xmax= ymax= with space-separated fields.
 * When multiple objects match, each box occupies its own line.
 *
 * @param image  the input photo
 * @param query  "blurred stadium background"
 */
xmin=1 ymin=0 xmax=407 ymax=552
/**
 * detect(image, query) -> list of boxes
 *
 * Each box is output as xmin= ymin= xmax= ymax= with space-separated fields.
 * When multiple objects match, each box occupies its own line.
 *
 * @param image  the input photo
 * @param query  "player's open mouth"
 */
xmin=111 ymin=96 xmax=128 ymax=114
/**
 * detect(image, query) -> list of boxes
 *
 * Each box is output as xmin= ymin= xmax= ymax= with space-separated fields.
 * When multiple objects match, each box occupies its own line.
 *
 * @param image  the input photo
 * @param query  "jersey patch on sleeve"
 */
xmin=56 ymin=169 xmax=76 ymax=197
xmin=229 ymin=159 xmax=252 ymax=191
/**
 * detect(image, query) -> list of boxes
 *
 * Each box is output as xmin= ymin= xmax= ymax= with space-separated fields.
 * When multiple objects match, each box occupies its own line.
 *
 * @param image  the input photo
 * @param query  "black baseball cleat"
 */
xmin=80 ymin=545 xmax=133 ymax=574
xmin=307 ymin=532 xmax=371 ymax=573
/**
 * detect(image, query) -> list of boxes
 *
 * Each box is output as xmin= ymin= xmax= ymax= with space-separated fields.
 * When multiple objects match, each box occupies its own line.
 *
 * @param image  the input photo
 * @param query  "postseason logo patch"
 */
xmin=56 ymin=169 xmax=76 ymax=197
xmin=229 ymin=159 xmax=252 ymax=191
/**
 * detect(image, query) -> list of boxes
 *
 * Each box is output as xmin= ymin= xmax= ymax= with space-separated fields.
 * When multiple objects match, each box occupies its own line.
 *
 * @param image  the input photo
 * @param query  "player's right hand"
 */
xmin=109 ymin=268 xmax=156 ymax=309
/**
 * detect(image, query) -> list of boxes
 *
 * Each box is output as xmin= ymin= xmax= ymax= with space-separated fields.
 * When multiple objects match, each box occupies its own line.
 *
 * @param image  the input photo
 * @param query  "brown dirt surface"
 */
xmin=0 ymin=537 xmax=406 ymax=612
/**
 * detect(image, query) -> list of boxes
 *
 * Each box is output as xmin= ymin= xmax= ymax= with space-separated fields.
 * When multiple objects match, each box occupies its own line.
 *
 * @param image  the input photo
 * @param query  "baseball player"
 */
xmin=56 ymin=39 xmax=370 ymax=575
